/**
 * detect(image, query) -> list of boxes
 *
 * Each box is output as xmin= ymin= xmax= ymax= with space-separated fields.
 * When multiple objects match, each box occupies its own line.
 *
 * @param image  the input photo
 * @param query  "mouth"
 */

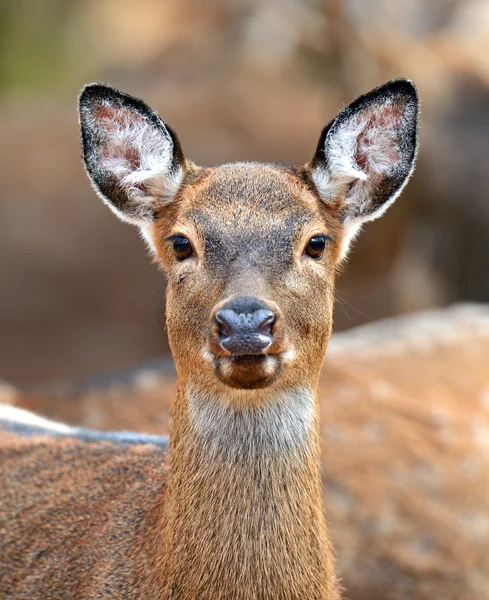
xmin=213 ymin=353 xmax=283 ymax=389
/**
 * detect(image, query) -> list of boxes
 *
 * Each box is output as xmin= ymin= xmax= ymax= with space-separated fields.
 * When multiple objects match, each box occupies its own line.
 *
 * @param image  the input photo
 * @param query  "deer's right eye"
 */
xmin=305 ymin=235 xmax=328 ymax=259
xmin=172 ymin=235 xmax=193 ymax=260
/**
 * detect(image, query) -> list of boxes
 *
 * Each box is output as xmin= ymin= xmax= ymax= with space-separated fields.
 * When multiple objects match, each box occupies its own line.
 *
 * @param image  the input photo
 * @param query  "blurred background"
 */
xmin=1 ymin=0 xmax=488 ymax=383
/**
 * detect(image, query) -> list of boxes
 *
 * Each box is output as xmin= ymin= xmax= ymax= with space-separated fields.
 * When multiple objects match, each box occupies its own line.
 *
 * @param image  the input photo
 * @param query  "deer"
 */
xmin=0 ymin=79 xmax=418 ymax=599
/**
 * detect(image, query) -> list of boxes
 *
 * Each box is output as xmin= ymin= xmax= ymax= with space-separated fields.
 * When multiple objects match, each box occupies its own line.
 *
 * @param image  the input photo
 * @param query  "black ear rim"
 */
xmin=311 ymin=78 xmax=419 ymax=172
xmin=78 ymin=82 xmax=184 ymax=178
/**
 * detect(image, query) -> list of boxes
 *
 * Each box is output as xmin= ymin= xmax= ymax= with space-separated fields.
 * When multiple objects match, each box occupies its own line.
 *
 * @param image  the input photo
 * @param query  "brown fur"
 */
xmin=1 ymin=433 xmax=168 ymax=599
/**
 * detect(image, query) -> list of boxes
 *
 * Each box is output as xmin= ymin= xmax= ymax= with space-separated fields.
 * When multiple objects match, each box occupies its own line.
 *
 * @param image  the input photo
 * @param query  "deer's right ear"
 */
xmin=78 ymin=84 xmax=185 ymax=226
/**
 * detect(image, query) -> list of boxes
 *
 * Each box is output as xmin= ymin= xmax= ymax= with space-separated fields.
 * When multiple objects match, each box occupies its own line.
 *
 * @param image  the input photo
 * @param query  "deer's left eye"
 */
xmin=305 ymin=235 xmax=328 ymax=259
xmin=172 ymin=235 xmax=193 ymax=260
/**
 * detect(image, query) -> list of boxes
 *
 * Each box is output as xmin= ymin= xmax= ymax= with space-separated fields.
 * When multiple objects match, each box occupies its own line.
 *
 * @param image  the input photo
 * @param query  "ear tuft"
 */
xmin=79 ymin=83 xmax=185 ymax=225
xmin=310 ymin=79 xmax=418 ymax=227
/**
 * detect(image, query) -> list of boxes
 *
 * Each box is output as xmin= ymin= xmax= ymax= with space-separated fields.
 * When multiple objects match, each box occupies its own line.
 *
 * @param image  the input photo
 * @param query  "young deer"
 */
xmin=0 ymin=79 xmax=418 ymax=599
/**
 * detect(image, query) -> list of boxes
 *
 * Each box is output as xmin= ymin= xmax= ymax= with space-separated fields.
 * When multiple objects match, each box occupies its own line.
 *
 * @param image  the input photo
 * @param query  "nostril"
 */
xmin=255 ymin=310 xmax=275 ymax=337
xmin=215 ymin=310 xmax=236 ymax=339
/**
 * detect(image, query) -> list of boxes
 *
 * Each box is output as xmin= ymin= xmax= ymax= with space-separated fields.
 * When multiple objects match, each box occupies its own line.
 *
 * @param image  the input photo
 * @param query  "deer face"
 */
xmin=79 ymin=81 xmax=418 ymax=393
xmin=153 ymin=162 xmax=340 ymax=390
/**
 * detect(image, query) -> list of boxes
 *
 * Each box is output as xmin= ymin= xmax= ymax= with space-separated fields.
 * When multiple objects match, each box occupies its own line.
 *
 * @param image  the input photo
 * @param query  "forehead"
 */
xmin=176 ymin=163 xmax=329 ymax=238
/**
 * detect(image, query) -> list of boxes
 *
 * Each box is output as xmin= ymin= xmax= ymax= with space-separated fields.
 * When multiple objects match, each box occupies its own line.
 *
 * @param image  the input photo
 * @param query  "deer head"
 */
xmin=79 ymin=80 xmax=418 ymax=397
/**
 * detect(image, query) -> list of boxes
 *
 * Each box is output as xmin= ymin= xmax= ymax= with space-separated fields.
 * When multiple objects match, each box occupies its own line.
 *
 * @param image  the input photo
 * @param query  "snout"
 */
xmin=215 ymin=300 xmax=275 ymax=356
xmin=210 ymin=296 xmax=284 ymax=357
xmin=208 ymin=296 xmax=288 ymax=389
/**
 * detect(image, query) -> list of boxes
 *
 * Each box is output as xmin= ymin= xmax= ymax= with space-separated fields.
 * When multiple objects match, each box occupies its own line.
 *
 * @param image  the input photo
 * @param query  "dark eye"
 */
xmin=172 ymin=235 xmax=193 ymax=260
xmin=305 ymin=235 xmax=327 ymax=259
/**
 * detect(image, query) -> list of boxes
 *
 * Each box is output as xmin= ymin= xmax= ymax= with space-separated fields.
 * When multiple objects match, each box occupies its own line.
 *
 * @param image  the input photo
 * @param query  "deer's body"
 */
xmin=0 ymin=432 xmax=167 ymax=599
xmin=1 ymin=398 xmax=334 ymax=600
xmin=0 ymin=80 xmax=418 ymax=599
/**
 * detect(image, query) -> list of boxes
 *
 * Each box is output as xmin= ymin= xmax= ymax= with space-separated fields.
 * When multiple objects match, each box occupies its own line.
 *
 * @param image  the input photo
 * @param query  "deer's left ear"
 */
xmin=308 ymin=79 xmax=419 ymax=258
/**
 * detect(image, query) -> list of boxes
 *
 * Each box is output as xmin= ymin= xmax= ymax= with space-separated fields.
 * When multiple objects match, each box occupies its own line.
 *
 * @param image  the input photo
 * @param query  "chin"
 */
xmin=213 ymin=355 xmax=283 ymax=390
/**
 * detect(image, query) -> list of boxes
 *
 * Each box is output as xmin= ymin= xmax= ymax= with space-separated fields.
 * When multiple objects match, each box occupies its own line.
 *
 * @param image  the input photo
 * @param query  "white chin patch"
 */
xmin=281 ymin=347 xmax=296 ymax=365
xmin=187 ymin=385 xmax=315 ymax=460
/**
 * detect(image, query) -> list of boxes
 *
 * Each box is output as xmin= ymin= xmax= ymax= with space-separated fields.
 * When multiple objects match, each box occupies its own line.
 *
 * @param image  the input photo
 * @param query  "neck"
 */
xmin=159 ymin=379 xmax=340 ymax=600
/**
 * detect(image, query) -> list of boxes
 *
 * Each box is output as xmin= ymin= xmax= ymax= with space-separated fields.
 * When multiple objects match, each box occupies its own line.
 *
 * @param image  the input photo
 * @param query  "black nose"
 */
xmin=215 ymin=296 xmax=276 ymax=356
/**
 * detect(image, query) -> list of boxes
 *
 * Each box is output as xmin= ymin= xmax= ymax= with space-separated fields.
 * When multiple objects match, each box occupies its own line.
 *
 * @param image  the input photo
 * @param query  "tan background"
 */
xmin=1 ymin=0 xmax=488 ymax=383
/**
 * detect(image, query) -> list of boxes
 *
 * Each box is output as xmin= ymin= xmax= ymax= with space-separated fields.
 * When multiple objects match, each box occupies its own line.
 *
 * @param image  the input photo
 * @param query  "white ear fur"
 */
xmin=139 ymin=225 xmax=157 ymax=255
xmin=310 ymin=79 xmax=418 ymax=260
xmin=337 ymin=221 xmax=363 ymax=263
xmin=79 ymin=84 xmax=184 ymax=226
xmin=98 ymin=103 xmax=181 ymax=203
xmin=313 ymin=105 xmax=415 ymax=219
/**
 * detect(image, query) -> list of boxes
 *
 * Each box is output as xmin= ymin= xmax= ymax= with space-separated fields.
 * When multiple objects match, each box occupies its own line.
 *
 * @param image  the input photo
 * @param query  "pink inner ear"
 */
xmin=93 ymin=104 xmax=141 ymax=132
xmin=355 ymin=102 xmax=403 ymax=175
xmin=116 ymin=145 xmax=141 ymax=170
xmin=93 ymin=104 xmax=118 ymax=123
xmin=93 ymin=104 xmax=142 ymax=170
